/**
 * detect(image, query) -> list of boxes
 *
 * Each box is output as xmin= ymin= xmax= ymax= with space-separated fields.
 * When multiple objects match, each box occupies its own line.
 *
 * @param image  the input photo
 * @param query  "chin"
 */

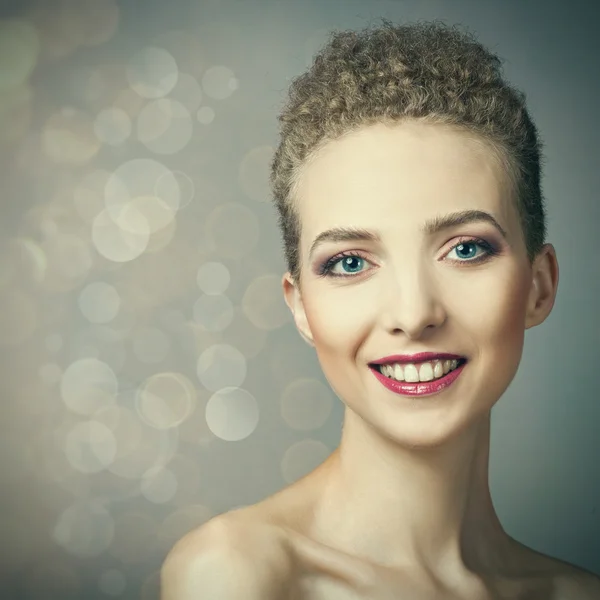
xmin=379 ymin=415 xmax=488 ymax=450
xmin=360 ymin=387 xmax=499 ymax=450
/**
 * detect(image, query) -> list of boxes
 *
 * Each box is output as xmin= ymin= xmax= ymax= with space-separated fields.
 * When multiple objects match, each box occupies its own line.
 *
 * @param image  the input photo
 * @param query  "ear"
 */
xmin=282 ymin=272 xmax=315 ymax=347
xmin=525 ymin=243 xmax=560 ymax=330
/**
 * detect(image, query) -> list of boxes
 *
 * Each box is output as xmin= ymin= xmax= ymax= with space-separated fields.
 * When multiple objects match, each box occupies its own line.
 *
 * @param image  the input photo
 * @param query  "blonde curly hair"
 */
xmin=269 ymin=18 xmax=547 ymax=288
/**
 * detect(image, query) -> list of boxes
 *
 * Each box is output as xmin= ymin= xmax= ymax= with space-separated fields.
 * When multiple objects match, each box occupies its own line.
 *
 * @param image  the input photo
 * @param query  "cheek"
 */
xmin=456 ymin=269 xmax=530 ymax=364
xmin=303 ymin=292 xmax=366 ymax=357
xmin=492 ymin=272 xmax=531 ymax=332
xmin=302 ymin=297 xmax=369 ymax=404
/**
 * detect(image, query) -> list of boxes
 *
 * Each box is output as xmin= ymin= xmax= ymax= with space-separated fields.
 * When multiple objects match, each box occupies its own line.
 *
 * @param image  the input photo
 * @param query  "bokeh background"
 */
xmin=0 ymin=0 xmax=598 ymax=597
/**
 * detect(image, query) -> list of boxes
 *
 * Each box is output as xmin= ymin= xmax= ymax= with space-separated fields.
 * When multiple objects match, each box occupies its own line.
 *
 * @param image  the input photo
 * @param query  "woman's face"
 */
xmin=283 ymin=121 xmax=556 ymax=447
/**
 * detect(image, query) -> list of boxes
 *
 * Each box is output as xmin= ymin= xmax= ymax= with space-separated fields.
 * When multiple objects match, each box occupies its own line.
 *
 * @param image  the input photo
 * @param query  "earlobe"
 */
xmin=299 ymin=330 xmax=315 ymax=347
xmin=282 ymin=273 xmax=315 ymax=347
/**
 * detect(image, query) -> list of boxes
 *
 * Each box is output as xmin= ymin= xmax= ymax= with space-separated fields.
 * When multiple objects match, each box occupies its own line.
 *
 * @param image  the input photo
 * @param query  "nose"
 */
xmin=379 ymin=264 xmax=447 ymax=339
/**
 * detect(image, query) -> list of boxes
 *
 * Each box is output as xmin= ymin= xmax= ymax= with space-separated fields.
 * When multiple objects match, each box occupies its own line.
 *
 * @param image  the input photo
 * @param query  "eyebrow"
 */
xmin=308 ymin=209 xmax=508 ymax=259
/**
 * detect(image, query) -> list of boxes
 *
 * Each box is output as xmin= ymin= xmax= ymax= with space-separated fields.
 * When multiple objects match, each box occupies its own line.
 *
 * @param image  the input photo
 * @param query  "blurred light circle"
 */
xmin=168 ymin=72 xmax=203 ymax=113
xmin=137 ymin=98 xmax=192 ymax=155
xmin=113 ymin=87 xmax=145 ymax=118
xmin=201 ymin=65 xmax=238 ymax=100
xmin=136 ymin=371 xmax=195 ymax=429
xmin=126 ymin=195 xmax=176 ymax=234
xmin=67 ymin=324 xmax=128 ymax=375
xmin=80 ymin=0 xmax=120 ymax=47
xmin=196 ymin=261 xmax=230 ymax=295
xmin=196 ymin=344 xmax=246 ymax=391
xmin=44 ymin=233 xmax=93 ymax=286
xmin=151 ymin=29 xmax=207 ymax=81
xmin=31 ymin=4 xmax=84 ymax=62
xmin=41 ymin=108 xmax=100 ymax=165
xmin=162 ymin=457 xmax=202 ymax=504
xmin=92 ymin=206 xmax=150 ymax=263
xmin=205 ymin=387 xmax=259 ymax=441
xmin=193 ymin=294 xmax=234 ymax=332
xmin=52 ymin=500 xmax=114 ymax=558
xmin=127 ymin=47 xmax=178 ymax=99
xmin=140 ymin=466 xmax=178 ymax=503
xmin=60 ymin=357 xmax=118 ymax=415
xmin=106 ymin=158 xmax=181 ymax=216
xmin=78 ymin=281 xmax=121 ymax=324
xmin=197 ymin=106 xmax=215 ymax=124
xmin=155 ymin=169 xmax=194 ymax=210
xmin=101 ymin=399 xmax=179 ymax=481
xmin=94 ymin=107 xmax=131 ymax=146
xmin=221 ymin=307 xmax=267 ymax=359
xmin=64 ymin=420 xmax=117 ymax=473
xmin=143 ymin=214 xmax=179 ymax=252
xmin=242 ymin=274 xmax=291 ymax=330
xmin=110 ymin=201 xmax=153 ymax=236
xmin=13 ymin=236 xmax=46 ymax=285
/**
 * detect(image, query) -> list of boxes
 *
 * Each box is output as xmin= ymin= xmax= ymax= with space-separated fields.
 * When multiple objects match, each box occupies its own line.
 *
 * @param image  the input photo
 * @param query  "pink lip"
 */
xmin=370 ymin=361 xmax=467 ymax=397
xmin=370 ymin=352 xmax=466 ymax=365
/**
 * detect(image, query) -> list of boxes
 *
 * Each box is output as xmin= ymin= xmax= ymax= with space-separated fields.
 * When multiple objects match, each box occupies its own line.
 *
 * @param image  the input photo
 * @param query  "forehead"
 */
xmin=294 ymin=121 xmax=513 ymax=242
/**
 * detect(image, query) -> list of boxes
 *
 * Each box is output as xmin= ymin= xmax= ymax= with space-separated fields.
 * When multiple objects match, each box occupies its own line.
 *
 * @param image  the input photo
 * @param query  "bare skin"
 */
xmin=163 ymin=122 xmax=600 ymax=598
xmin=220 ymin=473 xmax=600 ymax=599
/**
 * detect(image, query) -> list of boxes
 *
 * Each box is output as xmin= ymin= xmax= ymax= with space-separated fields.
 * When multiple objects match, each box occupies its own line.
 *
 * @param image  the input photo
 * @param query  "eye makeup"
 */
xmin=315 ymin=236 xmax=500 ymax=279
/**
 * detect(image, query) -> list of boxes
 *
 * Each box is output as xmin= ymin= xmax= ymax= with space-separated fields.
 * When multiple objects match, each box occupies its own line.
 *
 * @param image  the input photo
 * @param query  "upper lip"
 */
xmin=369 ymin=352 xmax=467 ymax=365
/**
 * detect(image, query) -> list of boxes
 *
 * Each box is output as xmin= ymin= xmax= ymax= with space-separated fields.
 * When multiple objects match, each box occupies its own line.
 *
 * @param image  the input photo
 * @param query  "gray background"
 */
xmin=0 ymin=0 xmax=598 ymax=598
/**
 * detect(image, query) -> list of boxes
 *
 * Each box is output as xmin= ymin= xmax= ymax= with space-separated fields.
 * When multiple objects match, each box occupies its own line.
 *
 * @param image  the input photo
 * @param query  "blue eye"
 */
xmin=447 ymin=241 xmax=487 ymax=261
xmin=318 ymin=252 xmax=372 ymax=277
xmin=336 ymin=255 xmax=367 ymax=274
xmin=317 ymin=238 xmax=498 ymax=279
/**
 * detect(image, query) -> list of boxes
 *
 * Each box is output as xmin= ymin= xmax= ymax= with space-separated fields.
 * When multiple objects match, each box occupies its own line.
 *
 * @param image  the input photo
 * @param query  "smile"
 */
xmin=369 ymin=358 xmax=468 ymax=397
xmin=375 ymin=358 xmax=464 ymax=383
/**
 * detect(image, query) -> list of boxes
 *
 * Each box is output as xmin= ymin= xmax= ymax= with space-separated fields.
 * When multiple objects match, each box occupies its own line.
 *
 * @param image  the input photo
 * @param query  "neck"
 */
xmin=308 ymin=410 xmax=516 ymax=582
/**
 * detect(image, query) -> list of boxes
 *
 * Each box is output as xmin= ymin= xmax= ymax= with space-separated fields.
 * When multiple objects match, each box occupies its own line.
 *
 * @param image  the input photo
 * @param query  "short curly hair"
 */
xmin=269 ymin=18 xmax=547 ymax=289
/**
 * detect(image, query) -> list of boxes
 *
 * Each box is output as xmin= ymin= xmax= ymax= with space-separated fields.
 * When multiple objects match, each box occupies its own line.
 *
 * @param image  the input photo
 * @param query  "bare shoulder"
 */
xmin=553 ymin=563 xmax=600 ymax=600
xmin=508 ymin=538 xmax=600 ymax=599
xmin=160 ymin=513 xmax=295 ymax=599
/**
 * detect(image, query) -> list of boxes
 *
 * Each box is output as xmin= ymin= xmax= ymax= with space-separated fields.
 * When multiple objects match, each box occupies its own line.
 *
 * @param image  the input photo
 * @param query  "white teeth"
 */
xmin=418 ymin=362 xmax=434 ymax=382
xmin=379 ymin=359 xmax=462 ymax=383
xmin=404 ymin=363 xmax=419 ymax=383
xmin=393 ymin=364 xmax=403 ymax=381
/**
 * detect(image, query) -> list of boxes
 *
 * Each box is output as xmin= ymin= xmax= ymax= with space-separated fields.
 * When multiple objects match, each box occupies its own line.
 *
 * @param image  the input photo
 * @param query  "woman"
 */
xmin=161 ymin=19 xmax=600 ymax=599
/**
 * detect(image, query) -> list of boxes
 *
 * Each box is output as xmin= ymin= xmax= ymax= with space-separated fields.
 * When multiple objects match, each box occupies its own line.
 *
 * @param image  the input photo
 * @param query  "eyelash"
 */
xmin=317 ymin=237 xmax=499 ymax=279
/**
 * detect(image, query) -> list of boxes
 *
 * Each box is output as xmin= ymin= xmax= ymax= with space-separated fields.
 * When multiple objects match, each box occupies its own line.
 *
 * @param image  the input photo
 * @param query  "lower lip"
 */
xmin=369 ymin=361 xmax=467 ymax=397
